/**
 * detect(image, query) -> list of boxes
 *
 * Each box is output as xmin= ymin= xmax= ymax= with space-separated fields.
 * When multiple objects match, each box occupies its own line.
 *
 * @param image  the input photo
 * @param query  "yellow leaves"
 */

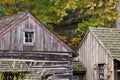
xmin=6 ymin=8 xmax=12 ymax=14
xmin=107 ymin=16 xmax=112 ymax=20
xmin=58 ymin=35 xmax=67 ymax=43
xmin=0 ymin=0 xmax=15 ymax=4
xmin=90 ymin=7 xmax=94 ymax=10
xmin=68 ymin=37 xmax=81 ymax=49
xmin=65 ymin=4 xmax=70 ymax=9
xmin=98 ymin=1 xmax=103 ymax=7
xmin=65 ymin=0 xmax=76 ymax=10
xmin=99 ymin=14 xmax=105 ymax=18
xmin=57 ymin=10 xmax=67 ymax=19
xmin=107 ymin=15 xmax=116 ymax=21
xmin=105 ymin=7 xmax=110 ymax=12
xmin=71 ymin=37 xmax=81 ymax=44
xmin=108 ymin=1 xmax=115 ymax=6
xmin=110 ymin=4 xmax=116 ymax=9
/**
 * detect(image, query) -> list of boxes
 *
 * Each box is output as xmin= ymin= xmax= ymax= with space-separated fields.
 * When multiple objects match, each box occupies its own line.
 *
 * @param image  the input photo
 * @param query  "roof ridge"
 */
xmin=0 ymin=11 xmax=28 ymax=21
xmin=89 ymin=27 xmax=116 ymax=30
xmin=0 ymin=12 xmax=28 ymax=32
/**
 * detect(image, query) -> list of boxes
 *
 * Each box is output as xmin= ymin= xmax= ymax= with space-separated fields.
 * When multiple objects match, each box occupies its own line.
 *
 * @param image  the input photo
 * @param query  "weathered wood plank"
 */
xmin=78 ymin=31 xmax=114 ymax=80
xmin=31 ymin=62 xmax=70 ymax=67
xmin=0 ymin=12 xmax=73 ymax=80
xmin=53 ymin=74 xmax=71 ymax=79
xmin=0 ymin=59 xmax=69 ymax=63
xmin=0 ymin=52 xmax=71 ymax=61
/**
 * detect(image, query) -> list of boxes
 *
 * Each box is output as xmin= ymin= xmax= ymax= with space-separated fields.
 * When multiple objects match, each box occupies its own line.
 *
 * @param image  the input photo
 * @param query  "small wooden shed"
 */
xmin=0 ymin=12 xmax=75 ymax=80
xmin=77 ymin=27 xmax=120 ymax=80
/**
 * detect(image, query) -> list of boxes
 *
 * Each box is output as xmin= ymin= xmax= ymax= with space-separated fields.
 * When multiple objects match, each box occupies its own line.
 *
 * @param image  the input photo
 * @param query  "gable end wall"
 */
xmin=77 ymin=31 xmax=114 ymax=80
xmin=0 ymin=14 xmax=71 ymax=52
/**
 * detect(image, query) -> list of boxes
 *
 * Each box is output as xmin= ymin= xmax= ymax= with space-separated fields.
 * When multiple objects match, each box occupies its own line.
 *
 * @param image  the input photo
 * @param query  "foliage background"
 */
xmin=0 ymin=0 xmax=118 ymax=50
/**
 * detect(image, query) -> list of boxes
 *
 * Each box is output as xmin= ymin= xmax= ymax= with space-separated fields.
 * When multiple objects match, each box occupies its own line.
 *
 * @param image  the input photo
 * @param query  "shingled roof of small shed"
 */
xmin=90 ymin=27 xmax=120 ymax=61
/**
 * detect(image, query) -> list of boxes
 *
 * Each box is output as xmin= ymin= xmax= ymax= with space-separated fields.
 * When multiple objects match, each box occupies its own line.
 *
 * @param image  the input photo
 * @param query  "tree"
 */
xmin=0 ymin=0 xmax=118 ymax=49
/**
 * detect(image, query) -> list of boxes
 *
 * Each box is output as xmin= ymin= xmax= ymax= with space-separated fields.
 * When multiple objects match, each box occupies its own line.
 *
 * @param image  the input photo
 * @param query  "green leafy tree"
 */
xmin=0 ymin=0 xmax=118 ymax=49
xmin=54 ymin=0 xmax=118 ymax=49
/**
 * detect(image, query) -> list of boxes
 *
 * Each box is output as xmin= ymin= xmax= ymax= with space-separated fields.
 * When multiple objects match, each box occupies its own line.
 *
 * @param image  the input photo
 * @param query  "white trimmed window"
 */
xmin=24 ymin=32 xmax=34 ymax=45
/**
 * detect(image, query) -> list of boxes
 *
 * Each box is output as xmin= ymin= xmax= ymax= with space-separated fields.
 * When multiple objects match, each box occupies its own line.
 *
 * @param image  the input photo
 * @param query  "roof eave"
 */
xmin=90 ymin=28 xmax=114 ymax=60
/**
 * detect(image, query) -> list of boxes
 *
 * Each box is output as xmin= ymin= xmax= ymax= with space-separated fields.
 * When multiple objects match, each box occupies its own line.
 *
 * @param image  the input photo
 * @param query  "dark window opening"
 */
xmin=98 ymin=64 xmax=104 ymax=80
xmin=25 ymin=32 xmax=34 ymax=43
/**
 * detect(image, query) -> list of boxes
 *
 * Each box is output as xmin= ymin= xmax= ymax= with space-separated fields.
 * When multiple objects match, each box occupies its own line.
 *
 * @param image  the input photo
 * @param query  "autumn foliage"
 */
xmin=0 ymin=0 xmax=118 ymax=50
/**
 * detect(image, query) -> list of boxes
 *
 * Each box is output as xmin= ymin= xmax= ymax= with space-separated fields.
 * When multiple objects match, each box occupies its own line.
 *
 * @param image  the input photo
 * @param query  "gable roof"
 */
xmin=89 ymin=27 xmax=120 ymax=61
xmin=0 ymin=12 xmax=76 ymax=55
xmin=0 ymin=12 xmax=28 ymax=33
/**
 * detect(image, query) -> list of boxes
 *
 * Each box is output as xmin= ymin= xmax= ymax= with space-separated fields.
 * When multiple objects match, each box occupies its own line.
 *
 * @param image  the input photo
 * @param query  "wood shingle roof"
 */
xmin=0 ymin=12 xmax=27 ymax=32
xmin=90 ymin=27 xmax=120 ymax=61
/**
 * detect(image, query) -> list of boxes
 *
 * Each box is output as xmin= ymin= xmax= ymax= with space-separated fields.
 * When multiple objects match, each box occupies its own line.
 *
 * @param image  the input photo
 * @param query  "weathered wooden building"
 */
xmin=0 ymin=12 xmax=75 ymax=80
xmin=77 ymin=27 xmax=120 ymax=80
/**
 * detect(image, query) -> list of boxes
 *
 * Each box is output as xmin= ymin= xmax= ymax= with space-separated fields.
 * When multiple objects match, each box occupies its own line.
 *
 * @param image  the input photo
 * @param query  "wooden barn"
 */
xmin=77 ymin=27 xmax=120 ymax=80
xmin=0 ymin=12 xmax=76 ymax=80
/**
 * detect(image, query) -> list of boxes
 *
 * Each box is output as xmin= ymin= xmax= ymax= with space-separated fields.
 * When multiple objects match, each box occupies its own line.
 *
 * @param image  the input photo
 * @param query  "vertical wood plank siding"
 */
xmin=0 ymin=15 xmax=68 ymax=52
xmin=78 ymin=31 xmax=114 ymax=80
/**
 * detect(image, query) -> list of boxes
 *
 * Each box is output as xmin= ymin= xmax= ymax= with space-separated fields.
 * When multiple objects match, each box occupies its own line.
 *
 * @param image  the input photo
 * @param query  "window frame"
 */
xmin=23 ymin=31 xmax=35 ymax=46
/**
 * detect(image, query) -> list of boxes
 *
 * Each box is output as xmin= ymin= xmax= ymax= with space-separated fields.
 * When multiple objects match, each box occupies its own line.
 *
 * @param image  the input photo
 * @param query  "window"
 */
xmin=25 ymin=32 xmax=34 ymax=43
xmin=98 ymin=64 xmax=104 ymax=80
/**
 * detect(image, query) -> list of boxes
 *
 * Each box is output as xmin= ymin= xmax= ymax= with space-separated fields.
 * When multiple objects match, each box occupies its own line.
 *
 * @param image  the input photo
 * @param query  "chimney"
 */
xmin=116 ymin=1 xmax=120 ymax=29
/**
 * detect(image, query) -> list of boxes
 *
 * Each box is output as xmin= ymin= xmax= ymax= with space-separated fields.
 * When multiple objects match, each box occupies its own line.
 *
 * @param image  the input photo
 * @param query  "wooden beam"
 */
xmin=29 ymin=67 xmax=68 ymax=70
xmin=0 ymin=52 xmax=70 ymax=61
xmin=0 ymin=51 xmax=70 ymax=55
xmin=0 ymin=52 xmax=72 ymax=80
xmin=53 ymin=74 xmax=70 ymax=79
xmin=0 ymin=59 xmax=69 ymax=62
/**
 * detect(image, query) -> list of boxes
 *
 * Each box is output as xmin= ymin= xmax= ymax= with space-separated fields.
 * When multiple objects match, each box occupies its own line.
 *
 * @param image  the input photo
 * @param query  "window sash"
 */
xmin=25 ymin=32 xmax=34 ymax=43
